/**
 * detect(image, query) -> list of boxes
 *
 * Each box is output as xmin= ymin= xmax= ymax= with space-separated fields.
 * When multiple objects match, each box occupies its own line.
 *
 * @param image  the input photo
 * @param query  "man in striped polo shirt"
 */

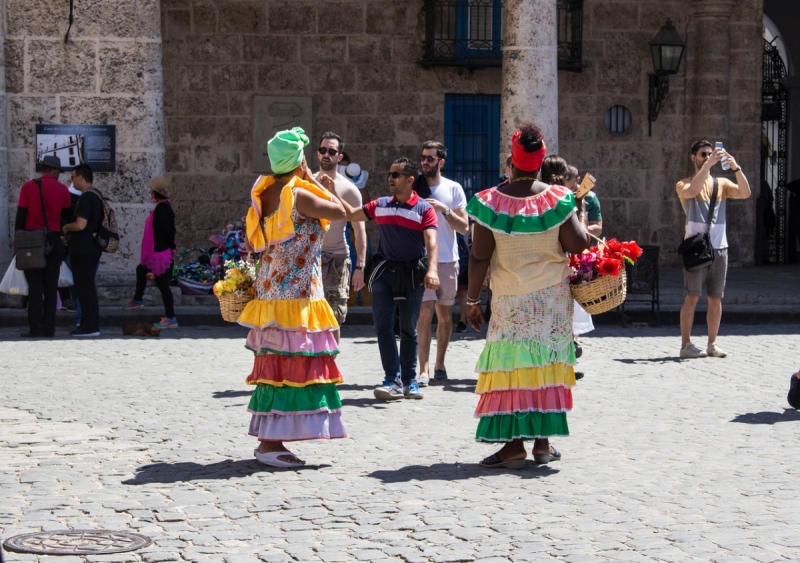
xmin=330 ymin=157 xmax=440 ymax=401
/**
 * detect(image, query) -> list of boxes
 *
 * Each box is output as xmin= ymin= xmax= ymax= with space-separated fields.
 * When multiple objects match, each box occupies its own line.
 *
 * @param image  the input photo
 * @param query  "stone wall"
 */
xmin=557 ymin=0 xmax=763 ymax=266
xmin=0 ymin=0 xmax=10 ymax=270
xmin=2 ymin=0 xmax=164 ymax=272
xmin=160 ymin=0 xmax=501 ymax=251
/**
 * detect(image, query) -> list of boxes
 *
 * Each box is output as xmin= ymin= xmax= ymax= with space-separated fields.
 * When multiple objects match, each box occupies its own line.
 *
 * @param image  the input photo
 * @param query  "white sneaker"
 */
xmin=707 ymin=342 xmax=727 ymax=358
xmin=417 ymin=375 xmax=430 ymax=387
xmin=680 ymin=342 xmax=707 ymax=358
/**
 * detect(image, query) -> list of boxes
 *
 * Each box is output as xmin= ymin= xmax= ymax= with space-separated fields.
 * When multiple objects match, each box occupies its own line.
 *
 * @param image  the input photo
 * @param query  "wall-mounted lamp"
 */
xmin=648 ymin=19 xmax=685 ymax=136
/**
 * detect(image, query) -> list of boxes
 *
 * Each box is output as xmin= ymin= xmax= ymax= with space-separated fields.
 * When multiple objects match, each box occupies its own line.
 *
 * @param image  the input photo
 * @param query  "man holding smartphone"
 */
xmin=676 ymin=140 xmax=751 ymax=358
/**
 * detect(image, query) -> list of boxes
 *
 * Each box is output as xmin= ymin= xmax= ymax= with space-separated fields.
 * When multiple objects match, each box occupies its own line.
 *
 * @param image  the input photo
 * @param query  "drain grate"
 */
xmin=3 ymin=530 xmax=151 ymax=555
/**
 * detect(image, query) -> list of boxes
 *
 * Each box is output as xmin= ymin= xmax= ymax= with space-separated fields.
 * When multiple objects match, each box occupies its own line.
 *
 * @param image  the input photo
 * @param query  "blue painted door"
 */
xmin=444 ymin=94 xmax=501 ymax=199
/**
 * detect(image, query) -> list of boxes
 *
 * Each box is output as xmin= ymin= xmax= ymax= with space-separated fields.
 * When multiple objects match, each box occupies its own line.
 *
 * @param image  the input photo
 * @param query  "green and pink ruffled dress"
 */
xmin=466 ymin=184 xmax=578 ymax=442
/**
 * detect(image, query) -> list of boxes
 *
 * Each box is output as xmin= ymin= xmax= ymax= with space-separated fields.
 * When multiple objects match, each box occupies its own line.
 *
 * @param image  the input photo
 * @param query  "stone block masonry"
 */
xmin=161 ymin=0 xmax=501 ymax=255
xmin=1 ymin=0 xmax=165 ymax=273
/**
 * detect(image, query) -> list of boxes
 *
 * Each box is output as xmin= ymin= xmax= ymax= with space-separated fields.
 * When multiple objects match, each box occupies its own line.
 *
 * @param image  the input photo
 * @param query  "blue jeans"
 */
xmin=371 ymin=269 xmax=424 ymax=386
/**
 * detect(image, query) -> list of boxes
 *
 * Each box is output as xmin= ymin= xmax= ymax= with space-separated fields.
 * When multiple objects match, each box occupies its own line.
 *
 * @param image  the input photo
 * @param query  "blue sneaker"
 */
xmin=403 ymin=381 xmax=424 ymax=400
xmin=374 ymin=380 xmax=404 ymax=401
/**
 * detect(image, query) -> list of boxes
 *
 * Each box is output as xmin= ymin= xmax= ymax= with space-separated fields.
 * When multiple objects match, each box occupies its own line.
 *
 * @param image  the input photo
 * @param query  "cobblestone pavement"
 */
xmin=2 ymin=324 xmax=800 ymax=563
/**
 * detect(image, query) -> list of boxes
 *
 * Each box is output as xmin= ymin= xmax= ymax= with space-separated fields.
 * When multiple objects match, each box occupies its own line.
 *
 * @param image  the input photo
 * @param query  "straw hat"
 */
xmin=148 ymin=177 xmax=170 ymax=198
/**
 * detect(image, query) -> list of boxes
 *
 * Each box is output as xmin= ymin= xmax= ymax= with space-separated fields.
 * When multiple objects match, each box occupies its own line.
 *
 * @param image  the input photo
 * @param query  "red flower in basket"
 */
xmin=597 ymin=257 xmax=623 ymax=277
xmin=621 ymin=241 xmax=643 ymax=260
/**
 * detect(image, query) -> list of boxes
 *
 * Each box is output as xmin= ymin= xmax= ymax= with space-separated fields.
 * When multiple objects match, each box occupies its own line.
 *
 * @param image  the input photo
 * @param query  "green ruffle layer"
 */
xmin=476 ymin=339 xmax=575 ymax=372
xmin=248 ymin=382 xmax=343 ymax=414
xmin=475 ymin=412 xmax=569 ymax=442
xmin=466 ymin=192 xmax=575 ymax=234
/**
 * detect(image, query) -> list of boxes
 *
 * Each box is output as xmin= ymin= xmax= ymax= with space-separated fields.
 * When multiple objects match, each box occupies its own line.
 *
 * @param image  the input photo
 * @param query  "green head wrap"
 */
xmin=267 ymin=127 xmax=309 ymax=175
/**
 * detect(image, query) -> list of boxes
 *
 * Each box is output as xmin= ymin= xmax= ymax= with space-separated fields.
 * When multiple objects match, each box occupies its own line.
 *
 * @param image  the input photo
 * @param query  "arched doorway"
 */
xmin=760 ymin=38 xmax=789 ymax=264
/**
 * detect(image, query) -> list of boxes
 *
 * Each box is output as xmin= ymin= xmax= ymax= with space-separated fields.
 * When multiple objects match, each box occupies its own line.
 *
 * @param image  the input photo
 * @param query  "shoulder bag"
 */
xmin=677 ymin=177 xmax=718 ymax=272
xmin=13 ymin=179 xmax=52 ymax=270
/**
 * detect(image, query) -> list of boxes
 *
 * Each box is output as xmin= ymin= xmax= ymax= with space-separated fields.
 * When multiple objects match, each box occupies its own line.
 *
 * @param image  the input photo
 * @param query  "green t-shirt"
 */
xmin=584 ymin=191 xmax=602 ymax=222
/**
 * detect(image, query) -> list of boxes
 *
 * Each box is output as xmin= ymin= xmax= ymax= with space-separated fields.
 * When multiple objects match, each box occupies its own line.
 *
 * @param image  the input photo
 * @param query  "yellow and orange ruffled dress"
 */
xmin=238 ymin=175 xmax=346 ymax=442
xmin=466 ymin=184 xmax=577 ymax=442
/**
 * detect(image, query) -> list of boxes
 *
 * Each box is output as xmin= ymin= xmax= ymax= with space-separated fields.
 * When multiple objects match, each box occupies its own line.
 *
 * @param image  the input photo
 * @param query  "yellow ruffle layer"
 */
xmin=237 ymin=298 xmax=339 ymax=332
xmin=475 ymin=364 xmax=575 ymax=394
xmin=246 ymin=175 xmax=332 ymax=252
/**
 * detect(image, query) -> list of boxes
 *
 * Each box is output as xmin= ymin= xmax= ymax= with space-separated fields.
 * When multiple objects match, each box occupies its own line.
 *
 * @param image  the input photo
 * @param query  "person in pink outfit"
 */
xmin=124 ymin=177 xmax=178 ymax=329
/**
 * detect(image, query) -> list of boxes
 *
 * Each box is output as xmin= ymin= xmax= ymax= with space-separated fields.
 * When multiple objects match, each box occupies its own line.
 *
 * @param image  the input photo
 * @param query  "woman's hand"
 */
xmin=467 ymin=303 xmax=485 ymax=332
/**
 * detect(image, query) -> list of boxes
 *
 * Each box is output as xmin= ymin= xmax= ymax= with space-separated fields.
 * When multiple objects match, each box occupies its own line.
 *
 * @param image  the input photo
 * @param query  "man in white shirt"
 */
xmin=416 ymin=141 xmax=469 ymax=385
xmin=313 ymin=132 xmax=367 ymax=342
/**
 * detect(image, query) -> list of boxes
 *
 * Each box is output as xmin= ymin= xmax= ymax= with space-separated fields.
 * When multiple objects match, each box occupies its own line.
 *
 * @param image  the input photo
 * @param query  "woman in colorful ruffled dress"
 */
xmin=465 ymin=123 xmax=590 ymax=468
xmin=238 ymin=127 xmax=348 ymax=468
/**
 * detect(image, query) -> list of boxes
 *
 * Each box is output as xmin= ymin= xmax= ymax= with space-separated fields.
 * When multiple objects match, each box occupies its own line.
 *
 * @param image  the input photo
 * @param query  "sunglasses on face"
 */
xmin=698 ymin=151 xmax=712 ymax=157
xmin=419 ymin=155 xmax=440 ymax=164
xmin=318 ymin=147 xmax=339 ymax=156
xmin=387 ymin=171 xmax=411 ymax=179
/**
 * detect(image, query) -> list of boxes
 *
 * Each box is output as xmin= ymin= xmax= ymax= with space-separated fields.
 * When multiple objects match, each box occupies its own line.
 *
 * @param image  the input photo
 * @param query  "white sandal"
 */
xmin=254 ymin=449 xmax=305 ymax=468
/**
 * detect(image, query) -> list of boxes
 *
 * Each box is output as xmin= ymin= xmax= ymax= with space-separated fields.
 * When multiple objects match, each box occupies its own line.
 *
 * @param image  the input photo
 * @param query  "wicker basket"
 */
xmin=177 ymin=277 xmax=216 ymax=295
xmin=218 ymin=292 xmax=253 ymax=323
xmin=570 ymin=270 xmax=627 ymax=315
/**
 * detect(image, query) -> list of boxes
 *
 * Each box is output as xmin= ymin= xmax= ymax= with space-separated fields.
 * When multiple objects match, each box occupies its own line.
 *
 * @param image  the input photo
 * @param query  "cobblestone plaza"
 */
xmin=2 ymin=324 xmax=799 ymax=562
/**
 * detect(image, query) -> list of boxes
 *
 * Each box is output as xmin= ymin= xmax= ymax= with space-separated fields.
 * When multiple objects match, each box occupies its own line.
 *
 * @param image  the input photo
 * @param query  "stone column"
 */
xmin=0 ymin=0 xmax=11 ymax=272
xmin=499 ymin=0 xmax=559 ymax=167
xmin=4 ymin=0 xmax=165 ymax=273
xmin=687 ymin=0 xmax=736 ymax=141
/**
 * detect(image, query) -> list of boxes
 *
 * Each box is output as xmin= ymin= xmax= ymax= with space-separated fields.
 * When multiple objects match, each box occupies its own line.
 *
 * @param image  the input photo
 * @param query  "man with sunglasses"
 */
xmin=312 ymin=132 xmax=366 ymax=341
xmin=677 ymin=140 xmax=751 ymax=359
xmin=330 ymin=157 xmax=440 ymax=401
xmin=415 ymin=141 xmax=468 ymax=386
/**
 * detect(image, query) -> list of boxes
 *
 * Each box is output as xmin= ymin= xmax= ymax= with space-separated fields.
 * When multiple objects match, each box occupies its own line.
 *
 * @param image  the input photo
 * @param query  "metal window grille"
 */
xmin=761 ymin=39 xmax=788 ymax=264
xmin=604 ymin=105 xmax=632 ymax=135
xmin=444 ymin=94 xmax=502 ymax=200
xmin=422 ymin=0 xmax=583 ymax=71
xmin=557 ymin=0 xmax=583 ymax=72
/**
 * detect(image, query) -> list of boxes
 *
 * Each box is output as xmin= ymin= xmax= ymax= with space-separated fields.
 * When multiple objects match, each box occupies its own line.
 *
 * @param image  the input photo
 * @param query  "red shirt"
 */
xmin=17 ymin=176 xmax=71 ymax=231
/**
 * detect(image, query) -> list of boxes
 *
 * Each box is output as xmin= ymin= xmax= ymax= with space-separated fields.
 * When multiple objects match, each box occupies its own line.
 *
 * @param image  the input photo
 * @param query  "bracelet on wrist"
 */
xmin=466 ymin=297 xmax=482 ymax=306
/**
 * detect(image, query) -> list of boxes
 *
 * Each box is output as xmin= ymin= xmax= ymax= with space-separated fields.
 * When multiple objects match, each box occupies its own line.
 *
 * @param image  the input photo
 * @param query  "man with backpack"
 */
xmin=62 ymin=164 xmax=104 ymax=337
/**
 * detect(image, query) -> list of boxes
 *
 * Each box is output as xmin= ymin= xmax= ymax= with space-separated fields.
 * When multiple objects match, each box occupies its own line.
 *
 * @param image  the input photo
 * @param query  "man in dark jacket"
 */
xmin=63 ymin=163 xmax=104 ymax=337
xmin=15 ymin=155 xmax=72 ymax=337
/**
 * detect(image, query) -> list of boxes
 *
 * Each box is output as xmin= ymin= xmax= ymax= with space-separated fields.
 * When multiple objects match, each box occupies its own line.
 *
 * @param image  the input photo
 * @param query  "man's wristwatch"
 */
xmin=355 ymin=265 xmax=363 ymax=270
xmin=443 ymin=208 xmax=451 ymax=217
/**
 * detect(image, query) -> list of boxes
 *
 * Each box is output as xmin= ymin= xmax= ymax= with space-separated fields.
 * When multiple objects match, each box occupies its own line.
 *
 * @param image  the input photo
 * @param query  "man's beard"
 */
xmin=320 ymin=159 xmax=337 ymax=172
xmin=424 ymin=163 xmax=440 ymax=180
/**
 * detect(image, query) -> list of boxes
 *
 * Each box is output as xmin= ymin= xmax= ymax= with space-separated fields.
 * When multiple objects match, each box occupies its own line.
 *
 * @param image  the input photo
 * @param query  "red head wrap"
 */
xmin=511 ymin=130 xmax=546 ymax=172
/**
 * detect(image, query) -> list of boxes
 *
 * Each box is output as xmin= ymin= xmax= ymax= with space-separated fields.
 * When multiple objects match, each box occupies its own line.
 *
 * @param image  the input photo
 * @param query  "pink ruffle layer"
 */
xmin=246 ymin=327 xmax=339 ymax=356
xmin=248 ymin=411 xmax=347 ymax=442
xmin=474 ymin=386 xmax=573 ymax=417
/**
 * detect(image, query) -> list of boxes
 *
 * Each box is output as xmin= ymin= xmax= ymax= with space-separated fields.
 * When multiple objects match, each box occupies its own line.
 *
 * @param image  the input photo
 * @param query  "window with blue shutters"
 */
xmin=444 ymin=94 xmax=502 ymax=200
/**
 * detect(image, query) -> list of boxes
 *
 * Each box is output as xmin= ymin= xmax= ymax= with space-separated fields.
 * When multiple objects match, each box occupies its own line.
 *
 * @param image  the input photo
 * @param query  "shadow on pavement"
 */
xmin=212 ymin=390 xmax=252 ymax=399
xmin=730 ymin=409 xmax=800 ymax=425
xmin=368 ymin=462 xmax=558 ymax=482
xmin=614 ymin=357 xmax=683 ymax=364
xmin=434 ymin=379 xmax=476 ymax=393
xmin=123 ymin=460 xmax=328 ymax=484
xmin=341 ymin=397 xmax=389 ymax=409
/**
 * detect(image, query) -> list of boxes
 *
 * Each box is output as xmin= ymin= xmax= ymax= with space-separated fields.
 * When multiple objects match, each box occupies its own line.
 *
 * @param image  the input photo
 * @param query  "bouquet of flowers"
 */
xmin=213 ymin=259 xmax=257 ymax=297
xmin=570 ymin=238 xmax=643 ymax=285
xmin=569 ymin=238 xmax=643 ymax=315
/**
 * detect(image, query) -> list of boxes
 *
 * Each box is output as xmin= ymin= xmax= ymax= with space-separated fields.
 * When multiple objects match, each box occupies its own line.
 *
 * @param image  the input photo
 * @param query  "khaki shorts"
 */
xmin=322 ymin=253 xmax=351 ymax=324
xmin=684 ymin=248 xmax=728 ymax=299
xmin=423 ymin=261 xmax=459 ymax=306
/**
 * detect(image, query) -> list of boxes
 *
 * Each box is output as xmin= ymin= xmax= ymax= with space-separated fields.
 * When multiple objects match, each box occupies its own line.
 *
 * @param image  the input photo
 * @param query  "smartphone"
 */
xmin=715 ymin=141 xmax=730 ymax=170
